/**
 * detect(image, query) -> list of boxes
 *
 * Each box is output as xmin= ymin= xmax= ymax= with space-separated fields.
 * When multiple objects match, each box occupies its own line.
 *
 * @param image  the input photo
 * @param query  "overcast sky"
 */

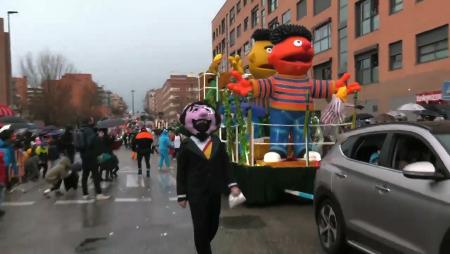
xmin=1 ymin=0 xmax=225 ymax=111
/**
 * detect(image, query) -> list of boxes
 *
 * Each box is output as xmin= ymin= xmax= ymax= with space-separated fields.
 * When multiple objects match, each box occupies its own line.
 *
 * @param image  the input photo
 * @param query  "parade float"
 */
xmin=198 ymin=25 xmax=361 ymax=205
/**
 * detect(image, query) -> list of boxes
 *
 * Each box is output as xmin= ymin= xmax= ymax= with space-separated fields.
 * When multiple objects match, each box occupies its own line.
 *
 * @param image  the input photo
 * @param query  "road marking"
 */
xmin=119 ymin=170 xmax=137 ymax=174
xmin=126 ymin=174 xmax=140 ymax=187
xmin=55 ymin=200 xmax=95 ymax=205
xmin=140 ymin=177 xmax=145 ymax=188
xmin=114 ymin=198 xmax=152 ymax=202
xmin=2 ymin=201 xmax=35 ymax=206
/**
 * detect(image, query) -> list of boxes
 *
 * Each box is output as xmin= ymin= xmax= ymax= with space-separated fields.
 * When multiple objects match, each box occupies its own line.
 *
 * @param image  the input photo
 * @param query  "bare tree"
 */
xmin=20 ymin=50 xmax=76 ymax=88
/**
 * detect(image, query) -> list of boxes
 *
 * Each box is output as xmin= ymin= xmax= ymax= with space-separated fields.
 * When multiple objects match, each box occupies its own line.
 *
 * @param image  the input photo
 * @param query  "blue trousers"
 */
xmin=159 ymin=150 xmax=171 ymax=169
xmin=269 ymin=108 xmax=309 ymax=158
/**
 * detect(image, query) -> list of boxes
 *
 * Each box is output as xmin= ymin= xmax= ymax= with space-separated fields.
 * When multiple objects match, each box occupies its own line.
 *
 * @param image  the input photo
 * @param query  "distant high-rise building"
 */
xmin=0 ymin=18 xmax=12 ymax=105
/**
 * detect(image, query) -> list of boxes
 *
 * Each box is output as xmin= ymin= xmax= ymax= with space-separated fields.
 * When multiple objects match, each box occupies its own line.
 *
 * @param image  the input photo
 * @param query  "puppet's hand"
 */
xmin=207 ymin=54 xmax=223 ymax=73
xmin=335 ymin=73 xmax=350 ymax=90
xmin=228 ymin=55 xmax=244 ymax=74
xmin=178 ymin=200 xmax=187 ymax=208
xmin=336 ymin=83 xmax=361 ymax=102
xmin=231 ymin=186 xmax=242 ymax=197
xmin=227 ymin=71 xmax=253 ymax=96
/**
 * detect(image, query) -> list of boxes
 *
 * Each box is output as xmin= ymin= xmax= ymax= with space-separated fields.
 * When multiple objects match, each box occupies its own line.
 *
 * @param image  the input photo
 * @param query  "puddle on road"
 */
xmin=220 ymin=215 xmax=266 ymax=229
xmin=75 ymin=237 xmax=108 ymax=253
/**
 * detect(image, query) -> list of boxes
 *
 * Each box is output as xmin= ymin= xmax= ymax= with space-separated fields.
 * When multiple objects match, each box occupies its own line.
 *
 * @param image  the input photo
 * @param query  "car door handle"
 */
xmin=375 ymin=185 xmax=391 ymax=193
xmin=335 ymin=172 xmax=347 ymax=179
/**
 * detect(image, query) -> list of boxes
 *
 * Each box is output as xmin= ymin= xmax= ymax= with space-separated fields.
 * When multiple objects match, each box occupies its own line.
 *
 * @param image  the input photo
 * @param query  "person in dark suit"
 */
xmin=177 ymin=101 xmax=241 ymax=254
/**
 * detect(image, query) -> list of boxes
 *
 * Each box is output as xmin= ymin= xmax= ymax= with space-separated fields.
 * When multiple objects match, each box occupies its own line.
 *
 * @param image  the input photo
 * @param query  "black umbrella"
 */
xmin=1 ymin=122 xmax=36 ymax=131
xmin=96 ymin=118 xmax=126 ymax=129
xmin=0 ymin=116 xmax=27 ymax=124
xmin=415 ymin=109 xmax=442 ymax=117
xmin=344 ymin=113 xmax=374 ymax=122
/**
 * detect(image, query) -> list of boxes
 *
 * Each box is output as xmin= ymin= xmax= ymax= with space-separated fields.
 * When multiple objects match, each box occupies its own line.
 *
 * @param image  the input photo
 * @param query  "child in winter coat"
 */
xmin=0 ymin=152 xmax=7 ymax=217
xmin=43 ymin=157 xmax=72 ymax=196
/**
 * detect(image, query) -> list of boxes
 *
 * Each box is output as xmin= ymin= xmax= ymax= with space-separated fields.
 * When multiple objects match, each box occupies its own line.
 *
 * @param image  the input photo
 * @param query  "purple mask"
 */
xmin=183 ymin=104 xmax=218 ymax=136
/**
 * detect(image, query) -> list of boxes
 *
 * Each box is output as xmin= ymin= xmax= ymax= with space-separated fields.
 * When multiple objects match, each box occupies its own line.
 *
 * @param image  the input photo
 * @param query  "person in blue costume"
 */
xmin=158 ymin=129 xmax=172 ymax=170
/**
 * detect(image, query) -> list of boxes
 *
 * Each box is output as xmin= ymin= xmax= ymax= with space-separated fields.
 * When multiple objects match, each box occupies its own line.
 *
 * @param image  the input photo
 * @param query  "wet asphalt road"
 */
xmin=0 ymin=148 xmax=358 ymax=254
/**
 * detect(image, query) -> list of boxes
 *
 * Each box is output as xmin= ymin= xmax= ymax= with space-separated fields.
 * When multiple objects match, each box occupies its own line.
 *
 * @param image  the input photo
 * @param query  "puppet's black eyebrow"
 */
xmin=264 ymin=45 xmax=273 ymax=49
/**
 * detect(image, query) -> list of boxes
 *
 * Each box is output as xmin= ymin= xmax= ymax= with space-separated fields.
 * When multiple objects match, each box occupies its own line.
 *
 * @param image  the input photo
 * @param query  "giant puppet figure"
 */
xmin=228 ymin=24 xmax=360 ymax=162
xmin=177 ymin=101 xmax=241 ymax=254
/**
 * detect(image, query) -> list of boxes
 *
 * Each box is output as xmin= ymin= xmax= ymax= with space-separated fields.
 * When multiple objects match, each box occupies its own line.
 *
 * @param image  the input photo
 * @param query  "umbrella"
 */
xmin=0 ymin=104 xmax=14 ymax=117
xmin=344 ymin=113 xmax=374 ymax=122
xmin=0 ymin=116 xmax=27 ymax=124
xmin=96 ymin=118 xmax=126 ymax=129
xmin=415 ymin=109 xmax=442 ymax=117
xmin=397 ymin=103 xmax=426 ymax=111
xmin=2 ymin=122 xmax=37 ymax=131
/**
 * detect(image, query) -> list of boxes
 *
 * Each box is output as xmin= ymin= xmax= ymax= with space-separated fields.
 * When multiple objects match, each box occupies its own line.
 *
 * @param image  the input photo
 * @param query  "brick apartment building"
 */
xmin=144 ymin=88 xmax=159 ymax=115
xmin=212 ymin=0 xmax=450 ymax=114
xmin=152 ymin=74 xmax=199 ymax=124
xmin=12 ymin=77 xmax=28 ymax=114
xmin=0 ymin=18 xmax=12 ymax=105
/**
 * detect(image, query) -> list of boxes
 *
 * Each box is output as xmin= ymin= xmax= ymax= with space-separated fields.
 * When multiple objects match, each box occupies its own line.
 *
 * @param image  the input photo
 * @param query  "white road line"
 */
xmin=119 ymin=170 xmax=137 ymax=174
xmin=168 ymin=197 xmax=178 ymax=201
xmin=2 ymin=201 xmax=35 ymax=206
xmin=126 ymin=174 xmax=140 ymax=187
xmin=114 ymin=198 xmax=152 ymax=202
xmin=140 ymin=177 xmax=145 ymax=188
xmin=55 ymin=200 xmax=95 ymax=205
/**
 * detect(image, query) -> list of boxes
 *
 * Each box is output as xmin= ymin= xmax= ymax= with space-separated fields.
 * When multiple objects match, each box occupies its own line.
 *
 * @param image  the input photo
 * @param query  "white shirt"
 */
xmin=174 ymin=135 xmax=181 ymax=149
xmin=189 ymin=136 xmax=211 ymax=151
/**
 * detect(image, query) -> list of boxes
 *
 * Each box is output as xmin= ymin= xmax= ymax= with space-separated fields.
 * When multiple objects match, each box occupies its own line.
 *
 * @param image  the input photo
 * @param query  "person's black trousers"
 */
xmin=189 ymin=194 xmax=221 ymax=254
xmin=81 ymin=160 xmax=102 ymax=195
xmin=50 ymin=179 xmax=62 ymax=191
xmin=137 ymin=152 xmax=151 ymax=170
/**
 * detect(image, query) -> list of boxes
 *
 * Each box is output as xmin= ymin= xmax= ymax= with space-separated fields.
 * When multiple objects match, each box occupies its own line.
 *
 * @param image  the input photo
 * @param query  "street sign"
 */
xmin=443 ymin=81 xmax=450 ymax=101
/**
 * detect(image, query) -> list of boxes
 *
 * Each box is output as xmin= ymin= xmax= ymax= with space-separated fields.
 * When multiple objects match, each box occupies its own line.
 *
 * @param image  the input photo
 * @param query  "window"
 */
xmin=237 ymin=24 xmax=242 ymax=38
xmin=282 ymin=10 xmax=291 ymax=24
xmin=390 ymin=0 xmax=403 ymax=14
xmin=339 ymin=27 xmax=348 ymax=73
xmin=212 ymin=31 xmax=215 ymax=40
xmin=391 ymin=134 xmax=441 ymax=171
xmin=268 ymin=17 xmax=279 ymax=30
xmin=356 ymin=49 xmax=379 ymax=85
xmin=244 ymin=41 xmax=251 ymax=54
xmin=221 ymin=19 xmax=226 ymax=34
xmin=244 ymin=17 xmax=249 ymax=31
xmin=356 ymin=0 xmax=379 ymax=37
xmin=417 ymin=25 xmax=448 ymax=63
xmin=297 ymin=0 xmax=307 ymax=20
xmin=389 ymin=41 xmax=402 ymax=70
xmin=230 ymin=7 xmax=236 ymax=25
xmin=261 ymin=9 xmax=267 ymax=28
xmin=244 ymin=0 xmax=247 ymax=6
xmin=237 ymin=1 xmax=241 ymax=13
xmin=341 ymin=136 xmax=358 ymax=158
xmin=230 ymin=29 xmax=236 ymax=46
xmin=251 ymin=6 xmax=259 ymax=28
xmin=313 ymin=22 xmax=331 ymax=53
xmin=339 ymin=0 xmax=348 ymax=27
xmin=313 ymin=61 xmax=332 ymax=80
xmin=350 ymin=134 xmax=387 ymax=164
xmin=314 ymin=0 xmax=331 ymax=15
xmin=237 ymin=48 xmax=242 ymax=57
xmin=268 ymin=0 xmax=278 ymax=13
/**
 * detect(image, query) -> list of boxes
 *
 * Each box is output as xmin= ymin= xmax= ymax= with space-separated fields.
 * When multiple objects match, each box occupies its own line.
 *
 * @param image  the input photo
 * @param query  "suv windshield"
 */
xmin=435 ymin=134 xmax=450 ymax=154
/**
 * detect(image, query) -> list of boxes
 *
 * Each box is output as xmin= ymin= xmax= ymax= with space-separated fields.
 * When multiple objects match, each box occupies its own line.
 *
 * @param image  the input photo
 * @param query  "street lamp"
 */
xmin=7 ymin=11 xmax=18 ymax=107
xmin=131 ymin=89 xmax=135 ymax=115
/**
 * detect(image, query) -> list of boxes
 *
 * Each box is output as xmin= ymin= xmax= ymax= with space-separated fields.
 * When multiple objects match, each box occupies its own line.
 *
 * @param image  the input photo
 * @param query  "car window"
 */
xmin=350 ymin=134 xmax=387 ymax=164
xmin=435 ymin=134 xmax=450 ymax=154
xmin=391 ymin=134 xmax=440 ymax=171
xmin=340 ymin=136 xmax=357 ymax=158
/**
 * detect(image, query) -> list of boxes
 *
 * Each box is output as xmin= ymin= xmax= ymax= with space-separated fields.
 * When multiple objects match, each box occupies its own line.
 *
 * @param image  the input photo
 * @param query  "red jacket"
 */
xmin=0 ymin=151 xmax=6 ymax=185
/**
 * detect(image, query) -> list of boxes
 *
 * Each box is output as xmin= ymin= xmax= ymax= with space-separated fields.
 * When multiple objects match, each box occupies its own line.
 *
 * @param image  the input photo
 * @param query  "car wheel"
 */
xmin=316 ymin=198 xmax=346 ymax=254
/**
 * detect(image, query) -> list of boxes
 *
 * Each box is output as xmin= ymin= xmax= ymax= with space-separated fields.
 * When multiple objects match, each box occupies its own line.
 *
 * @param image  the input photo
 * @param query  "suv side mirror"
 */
xmin=403 ymin=162 xmax=441 ymax=180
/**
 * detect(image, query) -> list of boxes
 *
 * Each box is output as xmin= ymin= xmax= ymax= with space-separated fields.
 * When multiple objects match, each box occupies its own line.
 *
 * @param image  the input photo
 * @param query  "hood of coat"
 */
xmin=58 ymin=157 xmax=72 ymax=169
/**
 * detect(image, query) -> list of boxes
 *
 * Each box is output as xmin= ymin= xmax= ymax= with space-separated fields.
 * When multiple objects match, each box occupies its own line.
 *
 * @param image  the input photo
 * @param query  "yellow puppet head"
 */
xmin=248 ymin=29 xmax=276 ymax=79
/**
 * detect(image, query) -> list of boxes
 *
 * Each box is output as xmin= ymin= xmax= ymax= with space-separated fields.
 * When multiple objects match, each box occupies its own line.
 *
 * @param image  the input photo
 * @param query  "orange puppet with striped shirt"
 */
xmin=228 ymin=24 xmax=361 ymax=162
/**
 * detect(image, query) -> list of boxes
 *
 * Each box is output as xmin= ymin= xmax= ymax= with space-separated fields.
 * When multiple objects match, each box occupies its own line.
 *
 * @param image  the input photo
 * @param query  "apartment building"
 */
xmin=212 ymin=0 xmax=450 ymax=114
xmin=153 ymin=74 xmax=199 ymax=124
xmin=0 ymin=18 xmax=12 ymax=105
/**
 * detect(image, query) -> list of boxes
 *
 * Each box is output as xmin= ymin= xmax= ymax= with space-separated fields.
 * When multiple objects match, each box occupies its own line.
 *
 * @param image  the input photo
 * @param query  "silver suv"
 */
xmin=314 ymin=121 xmax=450 ymax=254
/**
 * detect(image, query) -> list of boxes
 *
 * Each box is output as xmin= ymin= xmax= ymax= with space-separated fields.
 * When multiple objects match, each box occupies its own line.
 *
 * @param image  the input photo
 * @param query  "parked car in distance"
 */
xmin=314 ymin=121 xmax=450 ymax=254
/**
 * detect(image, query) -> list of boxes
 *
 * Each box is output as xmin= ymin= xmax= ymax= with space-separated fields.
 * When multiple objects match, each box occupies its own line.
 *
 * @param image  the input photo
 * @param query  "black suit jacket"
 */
xmin=176 ymin=135 xmax=237 ymax=203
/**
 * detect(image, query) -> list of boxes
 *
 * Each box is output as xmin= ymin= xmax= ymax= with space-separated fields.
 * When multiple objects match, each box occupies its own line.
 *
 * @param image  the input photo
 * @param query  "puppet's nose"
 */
xmin=303 ymin=41 xmax=311 ymax=50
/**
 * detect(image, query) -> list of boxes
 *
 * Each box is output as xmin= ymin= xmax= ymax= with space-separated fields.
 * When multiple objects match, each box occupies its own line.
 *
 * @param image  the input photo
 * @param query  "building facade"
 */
xmin=0 ymin=18 xmax=12 ymax=105
xmin=153 ymin=74 xmax=199 ymax=124
xmin=212 ymin=0 xmax=450 ymax=114
xmin=144 ymin=88 xmax=159 ymax=115
xmin=12 ymin=77 xmax=28 ymax=115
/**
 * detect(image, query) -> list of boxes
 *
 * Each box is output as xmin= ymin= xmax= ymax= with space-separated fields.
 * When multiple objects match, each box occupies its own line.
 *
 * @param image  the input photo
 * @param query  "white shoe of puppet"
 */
xmin=263 ymin=152 xmax=282 ymax=163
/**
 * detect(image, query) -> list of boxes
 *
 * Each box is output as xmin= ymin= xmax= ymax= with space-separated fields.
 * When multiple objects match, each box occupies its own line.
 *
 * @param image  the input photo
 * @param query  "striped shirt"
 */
xmin=253 ymin=74 xmax=335 ymax=111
